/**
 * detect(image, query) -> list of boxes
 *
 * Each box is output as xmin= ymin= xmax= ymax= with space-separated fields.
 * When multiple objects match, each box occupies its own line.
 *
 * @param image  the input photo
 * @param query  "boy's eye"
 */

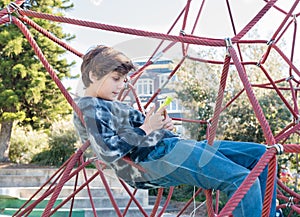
xmin=113 ymin=77 xmax=121 ymax=81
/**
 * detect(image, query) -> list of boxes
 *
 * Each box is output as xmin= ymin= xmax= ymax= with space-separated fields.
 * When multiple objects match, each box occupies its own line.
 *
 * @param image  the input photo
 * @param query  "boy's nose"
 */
xmin=117 ymin=82 xmax=124 ymax=89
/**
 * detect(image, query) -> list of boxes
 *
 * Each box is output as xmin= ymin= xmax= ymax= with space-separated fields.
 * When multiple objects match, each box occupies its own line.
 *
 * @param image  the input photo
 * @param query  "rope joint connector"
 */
xmin=180 ymin=30 xmax=186 ymax=36
xmin=293 ymin=114 xmax=300 ymax=124
xmin=5 ymin=4 xmax=13 ymax=24
xmin=267 ymin=39 xmax=274 ymax=46
xmin=293 ymin=14 xmax=297 ymax=23
xmin=286 ymin=196 xmax=294 ymax=207
xmin=285 ymin=75 xmax=294 ymax=82
xmin=224 ymin=38 xmax=232 ymax=56
xmin=8 ymin=2 xmax=22 ymax=17
xmin=256 ymin=61 xmax=261 ymax=67
xmin=206 ymin=119 xmax=211 ymax=127
xmin=266 ymin=143 xmax=284 ymax=155
xmin=224 ymin=37 xmax=232 ymax=48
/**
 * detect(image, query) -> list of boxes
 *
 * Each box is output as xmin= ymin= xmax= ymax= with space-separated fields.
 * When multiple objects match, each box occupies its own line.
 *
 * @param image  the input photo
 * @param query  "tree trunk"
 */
xmin=0 ymin=120 xmax=13 ymax=162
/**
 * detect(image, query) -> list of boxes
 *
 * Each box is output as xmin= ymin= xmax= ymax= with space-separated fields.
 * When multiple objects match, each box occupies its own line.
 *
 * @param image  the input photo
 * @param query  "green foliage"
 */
xmin=31 ymin=118 xmax=79 ymax=166
xmin=177 ymin=79 xmax=215 ymax=140
xmin=175 ymin=40 xmax=290 ymax=143
xmin=220 ymin=89 xmax=290 ymax=143
xmin=0 ymin=0 xmax=76 ymax=129
xmin=0 ymin=0 xmax=77 ymax=161
xmin=176 ymin=58 xmax=220 ymax=140
xmin=172 ymin=33 xmax=295 ymax=208
xmin=9 ymin=125 xmax=48 ymax=164
xmin=170 ymin=185 xmax=205 ymax=202
xmin=9 ymin=117 xmax=80 ymax=166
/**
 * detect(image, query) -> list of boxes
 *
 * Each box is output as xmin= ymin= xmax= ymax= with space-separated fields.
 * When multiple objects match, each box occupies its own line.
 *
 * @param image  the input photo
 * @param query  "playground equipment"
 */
xmin=1 ymin=0 xmax=300 ymax=216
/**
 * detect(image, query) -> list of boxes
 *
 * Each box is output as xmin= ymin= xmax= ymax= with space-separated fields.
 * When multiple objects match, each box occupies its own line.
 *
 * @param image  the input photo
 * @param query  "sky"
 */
xmin=61 ymin=0 xmax=299 ymax=91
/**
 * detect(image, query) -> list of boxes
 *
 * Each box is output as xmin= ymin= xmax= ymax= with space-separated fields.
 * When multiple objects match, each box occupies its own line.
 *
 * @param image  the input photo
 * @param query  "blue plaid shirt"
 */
xmin=73 ymin=97 xmax=178 ymax=188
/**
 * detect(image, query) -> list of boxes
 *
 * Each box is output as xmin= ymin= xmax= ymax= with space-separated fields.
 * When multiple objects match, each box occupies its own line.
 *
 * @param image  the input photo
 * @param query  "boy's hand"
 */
xmin=157 ymin=96 xmax=173 ymax=121
xmin=163 ymin=114 xmax=175 ymax=131
xmin=140 ymin=105 xmax=170 ymax=135
xmin=158 ymin=106 xmax=174 ymax=131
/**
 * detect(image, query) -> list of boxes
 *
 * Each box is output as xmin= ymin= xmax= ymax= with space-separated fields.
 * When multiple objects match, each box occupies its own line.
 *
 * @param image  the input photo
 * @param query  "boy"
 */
xmin=73 ymin=45 xmax=276 ymax=216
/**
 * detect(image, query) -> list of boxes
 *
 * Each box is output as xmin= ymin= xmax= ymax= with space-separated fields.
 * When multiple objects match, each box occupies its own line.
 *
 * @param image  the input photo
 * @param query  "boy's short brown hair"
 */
xmin=81 ymin=45 xmax=135 ymax=88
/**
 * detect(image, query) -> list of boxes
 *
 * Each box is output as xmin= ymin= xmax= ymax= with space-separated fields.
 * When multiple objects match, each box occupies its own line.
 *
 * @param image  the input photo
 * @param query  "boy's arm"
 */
xmin=80 ymin=100 xmax=164 ymax=163
xmin=82 ymin=107 xmax=137 ymax=163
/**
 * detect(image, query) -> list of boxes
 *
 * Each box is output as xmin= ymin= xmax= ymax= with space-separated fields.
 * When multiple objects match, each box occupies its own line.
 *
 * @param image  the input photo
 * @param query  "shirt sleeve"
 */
xmin=128 ymin=106 xmax=146 ymax=128
xmin=77 ymin=98 xmax=165 ymax=163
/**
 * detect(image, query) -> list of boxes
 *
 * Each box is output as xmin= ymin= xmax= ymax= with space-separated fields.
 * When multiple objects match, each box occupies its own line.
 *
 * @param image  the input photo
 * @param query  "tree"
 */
xmin=0 ymin=0 xmax=76 ymax=162
xmin=172 ymin=32 xmax=296 ymax=207
xmin=175 ymin=33 xmax=291 ymax=143
xmin=176 ymin=57 xmax=219 ymax=140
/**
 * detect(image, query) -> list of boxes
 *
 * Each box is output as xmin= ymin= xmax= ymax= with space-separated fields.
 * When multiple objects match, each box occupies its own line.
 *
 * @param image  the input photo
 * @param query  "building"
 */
xmin=125 ymin=58 xmax=185 ymax=134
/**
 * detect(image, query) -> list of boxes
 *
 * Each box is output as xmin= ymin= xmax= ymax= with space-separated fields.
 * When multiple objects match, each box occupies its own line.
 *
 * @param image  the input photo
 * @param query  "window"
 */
xmin=158 ymin=74 xmax=178 ymax=88
xmin=158 ymin=74 xmax=168 ymax=87
xmin=136 ymin=79 xmax=153 ymax=95
xmin=170 ymin=75 xmax=178 ymax=82
xmin=169 ymin=99 xmax=182 ymax=112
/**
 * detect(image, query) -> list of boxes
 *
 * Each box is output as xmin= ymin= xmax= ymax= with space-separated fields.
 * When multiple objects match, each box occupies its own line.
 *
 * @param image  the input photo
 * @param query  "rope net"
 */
xmin=1 ymin=0 xmax=300 ymax=216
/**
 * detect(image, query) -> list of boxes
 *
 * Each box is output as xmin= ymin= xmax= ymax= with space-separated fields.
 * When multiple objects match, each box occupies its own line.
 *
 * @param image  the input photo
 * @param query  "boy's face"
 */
xmin=88 ymin=71 xmax=127 ymax=100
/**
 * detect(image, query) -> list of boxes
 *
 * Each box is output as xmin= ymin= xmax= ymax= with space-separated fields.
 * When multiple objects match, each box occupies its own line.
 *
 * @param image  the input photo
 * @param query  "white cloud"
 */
xmin=90 ymin=0 xmax=103 ymax=6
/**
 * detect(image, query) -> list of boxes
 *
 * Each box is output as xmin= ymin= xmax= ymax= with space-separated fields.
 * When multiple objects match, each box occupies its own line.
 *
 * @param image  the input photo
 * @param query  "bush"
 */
xmin=31 ymin=118 xmax=79 ymax=166
xmin=9 ymin=126 xmax=49 ymax=164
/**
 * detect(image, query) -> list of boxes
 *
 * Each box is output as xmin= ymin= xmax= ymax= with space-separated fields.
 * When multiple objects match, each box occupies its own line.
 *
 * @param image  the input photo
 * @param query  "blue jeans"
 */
xmin=139 ymin=139 xmax=276 ymax=217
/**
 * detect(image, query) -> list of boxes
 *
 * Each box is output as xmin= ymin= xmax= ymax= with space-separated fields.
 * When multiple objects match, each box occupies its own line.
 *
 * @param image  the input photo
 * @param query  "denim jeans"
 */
xmin=139 ymin=139 xmax=276 ymax=217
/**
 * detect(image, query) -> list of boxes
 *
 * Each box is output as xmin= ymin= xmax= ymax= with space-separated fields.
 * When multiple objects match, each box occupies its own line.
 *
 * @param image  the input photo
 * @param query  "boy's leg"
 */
xmin=216 ymin=140 xmax=277 ymax=216
xmin=140 ymin=140 xmax=263 ymax=216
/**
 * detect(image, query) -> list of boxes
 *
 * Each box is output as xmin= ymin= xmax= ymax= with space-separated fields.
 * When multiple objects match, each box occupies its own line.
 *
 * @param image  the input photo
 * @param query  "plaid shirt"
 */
xmin=73 ymin=97 xmax=178 ymax=188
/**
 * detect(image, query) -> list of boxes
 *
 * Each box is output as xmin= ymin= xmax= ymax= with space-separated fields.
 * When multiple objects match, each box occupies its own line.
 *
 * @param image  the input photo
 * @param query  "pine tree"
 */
xmin=0 ymin=0 xmax=75 ymax=161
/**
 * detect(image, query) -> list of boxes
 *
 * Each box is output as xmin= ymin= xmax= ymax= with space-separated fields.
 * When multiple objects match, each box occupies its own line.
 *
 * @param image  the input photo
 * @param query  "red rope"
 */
xmin=262 ymin=157 xmax=277 ymax=217
xmin=207 ymin=53 xmax=230 ymax=145
xmin=143 ymin=56 xmax=186 ymax=110
xmin=232 ymin=0 xmax=278 ymax=41
xmin=17 ymin=9 xmax=228 ymax=47
xmin=226 ymin=0 xmax=245 ymax=68
xmin=227 ymin=44 xmax=279 ymax=216
xmin=157 ymin=186 xmax=174 ymax=217
xmin=259 ymin=65 xmax=298 ymax=119
xmin=79 ymin=156 xmax=98 ymax=217
xmin=272 ymin=44 xmax=300 ymax=77
xmin=150 ymin=188 xmax=163 ymax=217
xmin=118 ymin=179 xmax=149 ymax=216
xmin=2 ymin=0 xmax=300 ymax=216
xmin=271 ymin=0 xmax=300 ymax=41
xmin=18 ymin=16 xmax=83 ymax=57
xmin=95 ymin=162 xmax=123 ymax=217
xmin=275 ymin=123 xmax=300 ymax=143
xmin=10 ymin=15 xmax=88 ymax=216
xmin=11 ymin=15 xmax=85 ymax=125
xmin=229 ymin=46 xmax=275 ymax=144
xmin=0 ymin=0 xmax=24 ymax=18
xmin=218 ymin=149 xmax=276 ymax=216
xmin=15 ymin=158 xmax=96 ymax=216
xmin=205 ymin=190 xmax=215 ymax=217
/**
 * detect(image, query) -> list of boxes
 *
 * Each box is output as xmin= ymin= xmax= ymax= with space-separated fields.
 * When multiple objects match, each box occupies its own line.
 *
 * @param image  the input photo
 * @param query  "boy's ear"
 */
xmin=89 ymin=71 xmax=97 ymax=83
